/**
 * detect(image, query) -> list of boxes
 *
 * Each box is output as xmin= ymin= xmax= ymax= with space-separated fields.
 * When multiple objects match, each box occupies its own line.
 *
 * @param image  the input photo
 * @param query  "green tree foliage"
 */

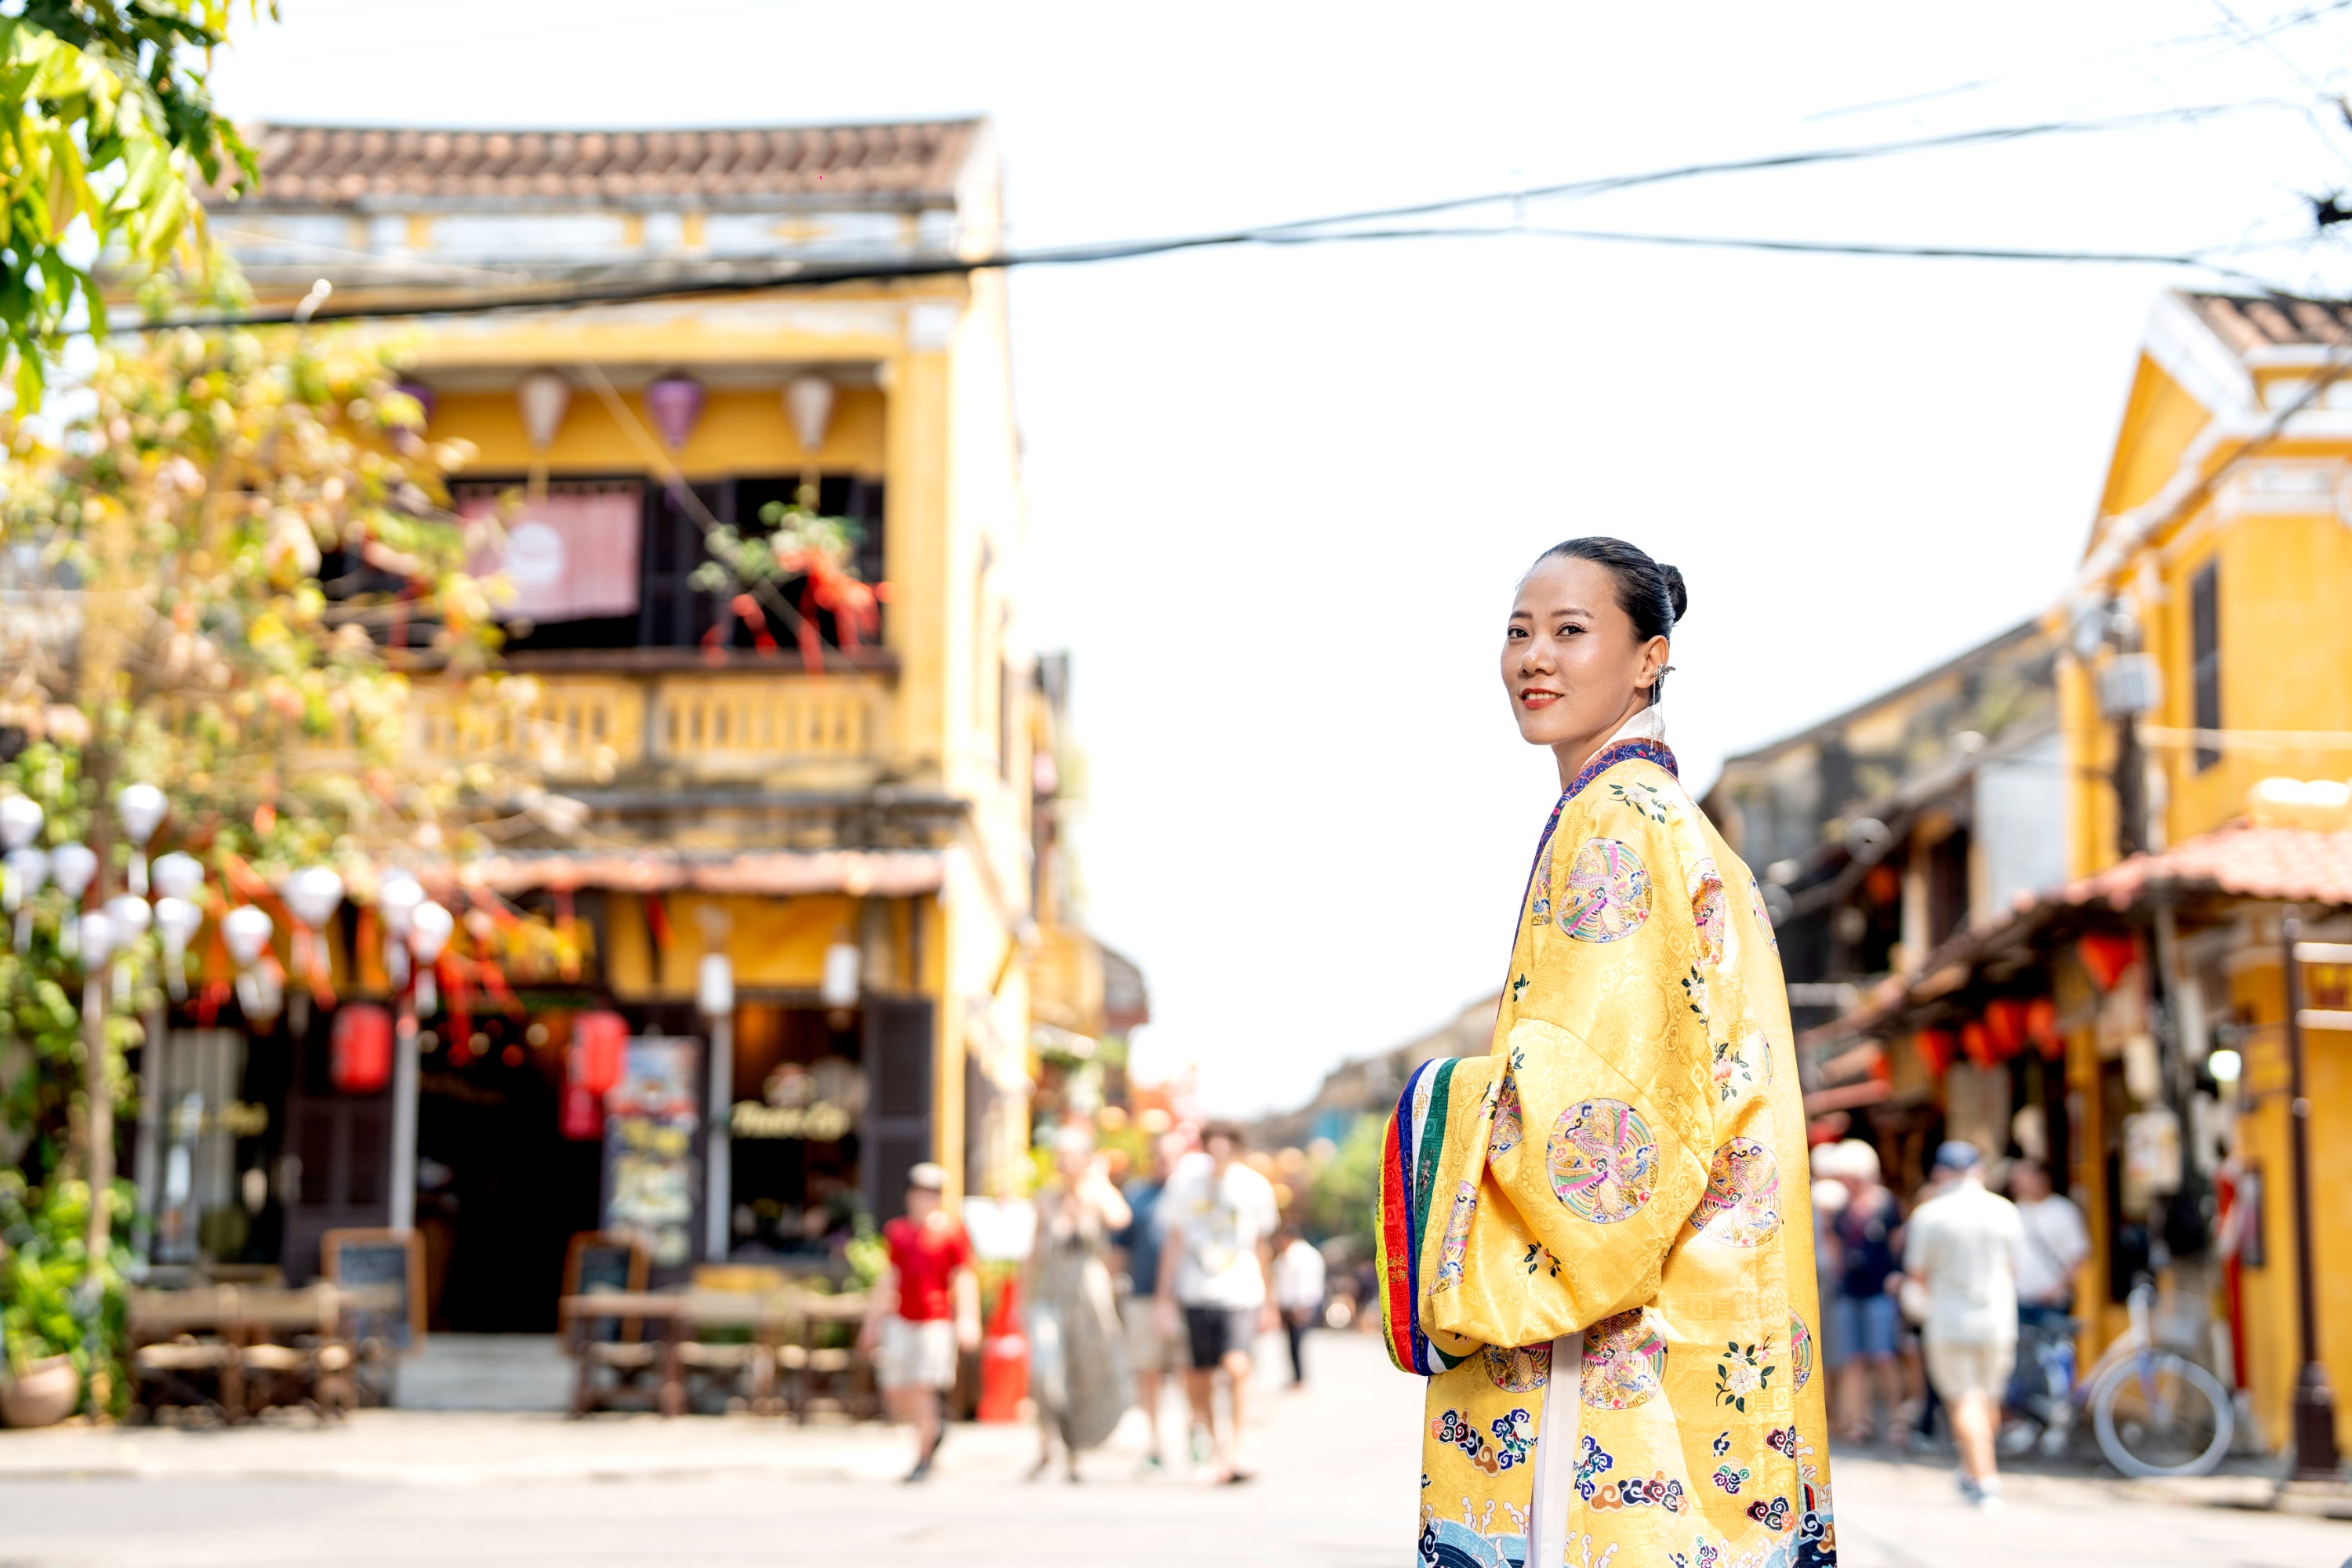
xmin=0 ymin=2 xmax=263 ymax=406
xmin=1300 ymin=1111 xmax=1385 ymax=1256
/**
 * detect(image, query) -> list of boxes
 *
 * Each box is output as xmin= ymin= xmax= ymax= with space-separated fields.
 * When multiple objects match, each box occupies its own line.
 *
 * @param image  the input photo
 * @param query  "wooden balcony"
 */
xmin=407 ymin=662 xmax=891 ymax=789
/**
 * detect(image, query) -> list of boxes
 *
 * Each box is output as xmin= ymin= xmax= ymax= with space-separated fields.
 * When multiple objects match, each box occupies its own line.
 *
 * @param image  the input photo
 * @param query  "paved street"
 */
xmin=2 ymin=1333 xmax=2347 ymax=1567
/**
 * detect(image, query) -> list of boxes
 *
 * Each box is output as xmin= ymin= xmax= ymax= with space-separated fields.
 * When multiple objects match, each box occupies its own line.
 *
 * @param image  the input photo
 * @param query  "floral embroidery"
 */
xmin=1746 ymin=1496 xmax=1792 ymax=1532
xmin=1682 ymin=963 xmax=1709 ymax=1021
xmin=1690 ymin=1137 xmax=1783 ymax=1247
xmin=1608 ymin=779 xmax=1675 ymax=824
xmin=1483 ymin=1341 xmax=1552 ymax=1392
xmin=1559 ymin=837 xmax=1652 ymax=943
xmin=1430 ymin=1407 xmax=1536 ymax=1475
xmin=1711 ymin=1037 xmax=1755 ymax=1104
xmin=1548 ymin=1098 xmax=1659 ymax=1223
xmin=1710 ymin=1463 xmax=1750 ymax=1494
xmin=1714 ymin=1339 xmax=1777 ymax=1413
xmin=1573 ymin=1434 xmax=1613 ymax=1501
xmin=1512 ymin=972 xmax=1530 ymax=1003
xmin=1788 ymin=1316 xmax=1814 ymax=1394
xmin=1521 ymin=1241 xmax=1561 ymax=1279
xmin=1690 ymin=857 xmax=1730 ymax=967
xmin=1435 ymin=1181 xmax=1477 ymax=1291
xmin=1581 ymin=1307 xmax=1667 ymax=1409
xmin=1711 ymin=1432 xmax=1731 ymax=1457
xmin=1487 ymin=1073 xmax=1523 ymax=1157
xmin=1766 ymin=1425 xmax=1799 ymax=1458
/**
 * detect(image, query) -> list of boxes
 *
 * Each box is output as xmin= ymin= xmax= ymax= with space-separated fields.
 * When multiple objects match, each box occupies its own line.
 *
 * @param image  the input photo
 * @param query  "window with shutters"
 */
xmin=279 ymin=1091 xmax=394 ymax=1281
xmin=862 ymin=997 xmax=935 ymax=1221
xmin=2190 ymin=560 xmax=2221 ymax=771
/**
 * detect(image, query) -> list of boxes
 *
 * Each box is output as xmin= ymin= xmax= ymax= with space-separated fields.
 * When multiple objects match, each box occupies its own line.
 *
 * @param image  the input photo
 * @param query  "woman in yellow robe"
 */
xmin=1379 ymin=539 xmax=1833 ymax=1568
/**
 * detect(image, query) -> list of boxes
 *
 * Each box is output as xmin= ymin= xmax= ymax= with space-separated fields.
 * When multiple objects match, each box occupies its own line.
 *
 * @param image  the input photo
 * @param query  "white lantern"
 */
xmin=115 ymin=783 xmax=167 ymax=895
xmin=221 ymin=904 xmax=274 ymax=969
xmin=49 ymin=841 xmax=96 ymax=900
xmin=281 ymin=866 xmax=345 ymax=930
xmin=697 ymin=952 xmax=735 ymax=1018
xmin=0 ymin=794 xmax=42 ymax=853
xmin=785 ymin=373 xmax=836 ymax=457
xmin=376 ymin=872 xmax=425 ymax=936
xmin=106 ymin=892 xmax=152 ymax=938
xmin=409 ymin=900 xmax=453 ymax=1012
xmin=236 ymin=962 xmax=284 ymax=1025
xmin=154 ymin=895 xmax=202 ymax=1000
xmin=517 ymin=369 xmax=572 ymax=450
xmin=77 ymin=909 xmax=116 ymax=966
xmin=5 ymin=846 xmax=47 ymax=951
xmin=151 ymin=851 xmax=207 ymax=902
xmin=820 ymin=942 xmax=861 ymax=1009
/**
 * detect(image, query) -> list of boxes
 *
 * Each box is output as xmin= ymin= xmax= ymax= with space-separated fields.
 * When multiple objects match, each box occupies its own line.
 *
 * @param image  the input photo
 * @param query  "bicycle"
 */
xmin=2002 ymin=1280 xmax=2234 ymax=1479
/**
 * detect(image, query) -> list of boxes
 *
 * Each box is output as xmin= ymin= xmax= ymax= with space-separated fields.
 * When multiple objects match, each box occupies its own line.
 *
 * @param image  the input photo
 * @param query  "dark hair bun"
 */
xmin=1658 ymin=564 xmax=1688 ymax=626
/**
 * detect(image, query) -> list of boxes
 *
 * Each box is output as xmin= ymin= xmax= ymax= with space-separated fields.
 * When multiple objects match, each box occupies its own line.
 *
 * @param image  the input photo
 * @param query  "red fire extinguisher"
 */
xmin=976 ymin=1276 xmax=1029 ymax=1423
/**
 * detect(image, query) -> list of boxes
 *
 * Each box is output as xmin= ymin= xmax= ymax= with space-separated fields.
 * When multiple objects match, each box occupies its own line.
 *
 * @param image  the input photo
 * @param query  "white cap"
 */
xmin=906 ymin=1162 xmax=947 ymax=1192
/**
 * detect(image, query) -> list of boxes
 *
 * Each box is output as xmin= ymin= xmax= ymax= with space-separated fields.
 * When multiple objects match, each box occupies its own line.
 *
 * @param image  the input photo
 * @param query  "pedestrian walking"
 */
xmin=1828 ymin=1138 xmax=1904 ymax=1443
xmin=2008 ymin=1156 xmax=2088 ymax=1328
xmin=1113 ymin=1131 xmax=1192 ymax=1472
xmin=1154 ymin=1120 xmax=1278 ymax=1485
xmin=1272 ymin=1229 xmax=1327 ymax=1388
xmin=1376 ymin=539 xmax=1834 ymax=1567
xmin=858 ymin=1163 xmax=979 ymax=1483
xmin=1026 ymin=1125 xmax=1133 ymax=1483
xmin=1904 ymin=1140 xmax=2022 ymax=1509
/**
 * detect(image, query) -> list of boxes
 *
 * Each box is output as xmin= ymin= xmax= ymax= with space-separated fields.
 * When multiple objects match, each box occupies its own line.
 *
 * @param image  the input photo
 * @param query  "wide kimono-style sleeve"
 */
xmin=1379 ymin=764 xmax=1718 ymax=1365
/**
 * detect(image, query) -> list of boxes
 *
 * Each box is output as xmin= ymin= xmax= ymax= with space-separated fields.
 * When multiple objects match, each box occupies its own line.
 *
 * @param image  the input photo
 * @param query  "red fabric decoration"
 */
xmin=2079 ymin=931 xmax=2138 ymax=993
xmin=645 ymin=895 xmax=673 ymax=952
xmin=2026 ymin=997 xmax=2062 ymax=1061
xmin=332 ymin=1004 xmax=394 ymax=1094
xmin=1915 ymin=1029 xmax=1955 ymax=1078
xmin=560 ymin=1081 xmax=604 ymax=1141
xmin=574 ymin=1010 xmax=628 ymax=1095
xmin=1984 ymin=999 xmax=2028 ymax=1060
xmin=1959 ymin=1021 xmax=1996 ymax=1070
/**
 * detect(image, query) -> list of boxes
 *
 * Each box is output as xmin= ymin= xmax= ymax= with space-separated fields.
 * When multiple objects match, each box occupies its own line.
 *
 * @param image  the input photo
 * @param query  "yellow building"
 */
xmin=193 ymin=121 xmax=1051 ymax=1324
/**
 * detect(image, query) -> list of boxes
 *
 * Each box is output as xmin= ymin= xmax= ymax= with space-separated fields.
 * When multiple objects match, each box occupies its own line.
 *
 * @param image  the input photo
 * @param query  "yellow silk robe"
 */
xmin=1377 ymin=737 xmax=1834 ymax=1568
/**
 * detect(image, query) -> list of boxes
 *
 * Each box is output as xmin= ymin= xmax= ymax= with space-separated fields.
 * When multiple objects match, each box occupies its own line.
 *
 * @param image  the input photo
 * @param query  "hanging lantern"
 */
xmin=819 ymin=942 xmax=860 ymax=1010
xmin=154 ymin=896 xmax=202 ymax=1000
xmin=0 ymin=794 xmax=42 ymax=852
xmin=5 ymin=846 xmax=47 ymax=950
xmin=222 ymin=904 xmax=274 ymax=969
xmin=560 ymin=1080 xmax=605 ymax=1141
xmin=697 ymin=951 xmax=735 ymax=1018
xmin=236 ymin=960 xmax=285 ymax=1026
xmin=151 ymin=851 xmax=206 ymax=902
xmin=1915 ymin=1028 xmax=1955 ymax=1078
xmin=573 ymin=1010 xmax=628 ymax=1096
xmin=644 ymin=375 xmax=706 ymax=450
xmin=115 ymin=783 xmax=168 ymax=896
xmin=2026 ymin=996 xmax=2063 ymax=1061
xmin=1984 ymin=999 xmax=2028 ymax=1060
xmin=376 ymin=872 xmax=426 ymax=991
xmin=516 ymin=369 xmax=572 ymax=450
xmin=785 ymin=373 xmax=836 ymax=457
xmin=1958 ymin=1021 xmax=1996 ymax=1071
xmin=77 ymin=909 xmax=117 ymax=969
xmin=2078 ymin=931 xmax=2137 ymax=993
xmin=49 ymin=842 xmax=95 ymax=959
xmin=332 ymin=1003 xmax=394 ymax=1094
xmin=408 ymin=900 xmax=453 ymax=1009
xmin=281 ymin=865 xmax=346 ymax=1004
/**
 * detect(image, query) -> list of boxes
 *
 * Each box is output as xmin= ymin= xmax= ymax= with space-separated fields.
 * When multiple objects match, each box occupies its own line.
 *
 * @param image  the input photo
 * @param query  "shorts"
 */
xmin=1828 ymin=1291 xmax=1900 ymax=1366
xmin=1924 ymin=1338 xmax=2016 ymax=1404
xmin=1121 ymin=1295 xmax=1184 ymax=1377
xmin=1181 ymin=1305 xmax=1259 ymax=1370
xmin=877 ymin=1316 xmax=958 ymax=1390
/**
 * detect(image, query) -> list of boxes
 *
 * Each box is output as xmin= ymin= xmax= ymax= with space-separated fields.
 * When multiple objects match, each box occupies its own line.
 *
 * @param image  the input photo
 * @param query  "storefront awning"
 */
xmin=440 ymin=848 xmax=946 ymax=898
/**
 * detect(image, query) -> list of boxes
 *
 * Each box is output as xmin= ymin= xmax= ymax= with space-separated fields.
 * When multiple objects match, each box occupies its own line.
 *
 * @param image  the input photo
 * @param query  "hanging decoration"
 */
xmin=2026 ymin=996 xmax=2063 ymax=1062
xmin=281 ymin=865 xmax=347 ymax=1007
xmin=1983 ymin=999 xmax=2028 ymax=1061
xmin=153 ymin=896 xmax=202 ymax=1001
xmin=114 ymin=782 xmax=167 ymax=896
xmin=5 ymin=845 xmax=47 ymax=950
xmin=2078 ymin=931 xmax=2138 ymax=993
xmin=1958 ymin=1019 xmax=1996 ymax=1071
xmin=574 ymin=1011 xmax=628 ymax=1096
xmin=409 ymin=900 xmax=454 ymax=1014
xmin=1915 ymin=1028 xmax=1956 ymax=1078
xmin=49 ymin=841 xmax=95 ymax=960
xmin=332 ymin=1003 xmax=394 ymax=1094
xmin=644 ymin=375 xmax=706 ymax=450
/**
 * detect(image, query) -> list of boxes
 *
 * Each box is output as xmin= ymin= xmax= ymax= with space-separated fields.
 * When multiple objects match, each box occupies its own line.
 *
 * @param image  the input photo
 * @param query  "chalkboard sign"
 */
xmin=564 ymin=1230 xmax=647 ymax=1297
xmin=322 ymin=1227 xmax=426 ymax=1353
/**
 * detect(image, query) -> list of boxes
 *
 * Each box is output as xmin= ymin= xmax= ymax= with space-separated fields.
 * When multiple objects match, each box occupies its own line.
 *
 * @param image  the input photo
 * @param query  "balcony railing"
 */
xmin=408 ymin=666 xmax=890 ymax=786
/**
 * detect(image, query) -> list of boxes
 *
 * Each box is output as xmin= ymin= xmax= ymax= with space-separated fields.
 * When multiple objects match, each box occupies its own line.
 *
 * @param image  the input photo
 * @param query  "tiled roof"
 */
xmin=236 ymin=120 xmax=980 ymax=208
xmin=2187 ymin=292 xmax=2352 ymax=352
xmin=2056 ymin=822 xmax=2352 ymax=908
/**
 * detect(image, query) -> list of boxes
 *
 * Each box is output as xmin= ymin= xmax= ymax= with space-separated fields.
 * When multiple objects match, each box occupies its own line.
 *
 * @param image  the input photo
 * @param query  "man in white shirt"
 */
xmin=1904 ymin=1140 xmax=2023 ymax=1508
xmin=2009 ymin=1157 xmax=2090 ymax=1324
xmin=1155 ymin=1120 xmax=1279 ymax=1483
xmin=1272 ymin=1230 xmax=1327 ymax=1388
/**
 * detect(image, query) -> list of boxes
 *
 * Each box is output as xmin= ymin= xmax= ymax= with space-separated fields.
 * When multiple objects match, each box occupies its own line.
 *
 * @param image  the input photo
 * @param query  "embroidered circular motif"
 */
xmin=1436 ymin=1181 xmax=1478 ymax=1290
xmin=1548 ymin=1098 xmax=1659 ymax=1224
xmin=1483 ymin=1341 xmax=1552 ymax=1393
xmin=1788 ymin=1312 xmax=1814 ymax=1393
xmin=1558 ymin=837 xmax=1652 ymax=943
xmin=1691 ymin=857 xmax=1730 ymax=967
xmin=1581 ymin=1307 xmax=1666 ymax=1410
xmin=1689 ymin=1138 xmax=1783 ymax=1247
xmin=1747 ymin=873 xmax=1779 ymax=953
xmin=1486 ymin=1073 xmax=1524 ymax=1158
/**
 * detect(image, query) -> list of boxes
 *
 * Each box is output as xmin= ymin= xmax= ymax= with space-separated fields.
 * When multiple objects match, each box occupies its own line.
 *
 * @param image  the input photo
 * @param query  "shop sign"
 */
xmin=729 ymin=1058 xmax=867 ymax=1142
xmin=731 ymin=1100 xmax=855 ymax=1140
xmin=602 ymin=1036 xmax=702 ymax=1271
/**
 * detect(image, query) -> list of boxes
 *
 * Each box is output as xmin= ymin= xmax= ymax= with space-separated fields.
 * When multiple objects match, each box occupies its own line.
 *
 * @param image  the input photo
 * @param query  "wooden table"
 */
xmin=129 ymin=1284 xmax=383 ymax=1421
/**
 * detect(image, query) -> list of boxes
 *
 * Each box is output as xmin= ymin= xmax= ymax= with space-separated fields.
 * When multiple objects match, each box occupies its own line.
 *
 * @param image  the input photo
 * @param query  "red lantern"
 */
xmin=1959 ymin=1021 xmax=1996 ymax=1070
xmin=2026 ymin=996 xmax=2062 ymax=1061
xmin=2079 ymin=931 xmax=2138 ymax=993
xmin=331 ymin=1004 xmax=393 ymax=1094
xmin=1915 ymin=1029 xmax=1955 ymax=1078
xmin=1984 ymin=999 xmax=2028 ymax=1060
xmin=573 ymin=1010 xmax=627 ymax=1095
xmin=560 ymin=1081 xmax=604 ymax=1141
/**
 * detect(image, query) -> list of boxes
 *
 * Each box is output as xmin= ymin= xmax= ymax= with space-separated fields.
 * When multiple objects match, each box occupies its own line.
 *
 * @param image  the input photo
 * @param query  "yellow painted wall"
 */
xmin=2095 ymin=354 xmax=2213 ymax=519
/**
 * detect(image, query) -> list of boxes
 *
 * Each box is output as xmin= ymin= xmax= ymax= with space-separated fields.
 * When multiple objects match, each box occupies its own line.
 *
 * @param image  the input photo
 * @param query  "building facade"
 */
xmin=158 ymin=119 xmax=1063 ymax=1328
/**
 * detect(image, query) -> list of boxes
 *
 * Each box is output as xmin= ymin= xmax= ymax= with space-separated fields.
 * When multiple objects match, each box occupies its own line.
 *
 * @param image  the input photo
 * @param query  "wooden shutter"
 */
xmin=862 ymin=998 xmax=935 ymax=1222
xmin=280 ymin=1091 xmax=393 ymax=1282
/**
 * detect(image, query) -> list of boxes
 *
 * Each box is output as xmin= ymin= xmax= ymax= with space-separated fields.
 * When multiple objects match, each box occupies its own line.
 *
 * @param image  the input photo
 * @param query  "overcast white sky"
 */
xmin=216 ymin=2 xmax=2352 ymax=1113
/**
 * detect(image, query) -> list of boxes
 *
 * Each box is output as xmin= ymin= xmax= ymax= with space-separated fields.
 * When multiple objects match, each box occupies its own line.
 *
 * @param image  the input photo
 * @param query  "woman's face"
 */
xmin=1501 ymin=555 xmax=1666 ymax=750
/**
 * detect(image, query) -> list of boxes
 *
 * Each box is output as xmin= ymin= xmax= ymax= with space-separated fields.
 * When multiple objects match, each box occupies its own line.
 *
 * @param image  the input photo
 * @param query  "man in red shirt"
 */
xmin=859 ymin=1162 xmax=978 ymax=1480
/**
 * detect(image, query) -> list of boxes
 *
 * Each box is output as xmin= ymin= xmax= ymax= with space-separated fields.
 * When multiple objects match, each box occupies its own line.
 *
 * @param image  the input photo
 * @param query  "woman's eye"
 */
xmin=1506 ymin=626 xmax=1526 ymax=639
xmin=1557 ymin=623 xmax=1581 ymax=637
